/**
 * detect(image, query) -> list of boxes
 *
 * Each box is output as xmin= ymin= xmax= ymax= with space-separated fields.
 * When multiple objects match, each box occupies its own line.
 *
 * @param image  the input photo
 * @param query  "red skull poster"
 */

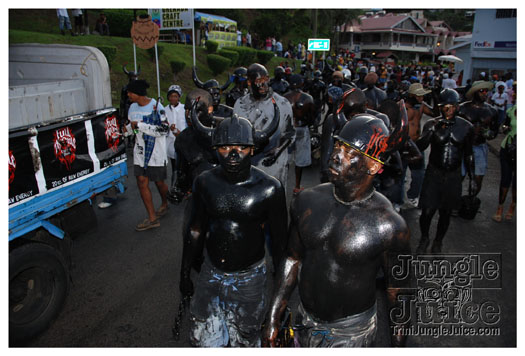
xmin=93 ymin=112 xmax=126 ymax=168
xmin=104 ymin=115 xmax=120 ymax=152
xmin=53 ymin=126 xmax=77 ymax=170
xmin=39 ymin=120 xmax=93 ymax=190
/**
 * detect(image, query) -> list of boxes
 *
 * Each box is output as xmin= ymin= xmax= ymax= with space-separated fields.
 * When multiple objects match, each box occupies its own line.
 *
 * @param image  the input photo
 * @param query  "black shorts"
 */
xmin=134 ymin=165 xmax=167 ymax=182
xmin=419 ymin=164 xmax=462 ymax=210
xmin=74 ymin=16 xmax=83 ymax=27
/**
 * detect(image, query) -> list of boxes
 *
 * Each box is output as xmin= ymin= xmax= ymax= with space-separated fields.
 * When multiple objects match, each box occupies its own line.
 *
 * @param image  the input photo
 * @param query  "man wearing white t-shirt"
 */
xmin=491 ymin=81 xmax=509 ymax=126
xmin=441 ymin=73 xmax=457 ymax=89
xmin=165 ymin=85 xmax=187 ymax=187
xmin=123 ymin=80 xmax=170 ymax=231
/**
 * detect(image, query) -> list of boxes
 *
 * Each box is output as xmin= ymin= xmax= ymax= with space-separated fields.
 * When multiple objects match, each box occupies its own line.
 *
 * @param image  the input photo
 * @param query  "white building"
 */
xmin=452 ymin=9 xmax=516 ymax=85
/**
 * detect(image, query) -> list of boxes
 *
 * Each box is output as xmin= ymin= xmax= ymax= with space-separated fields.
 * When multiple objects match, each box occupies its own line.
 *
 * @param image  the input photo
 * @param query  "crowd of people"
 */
xmin=56 ymin=9 xmax=110 ymax=36
xmin=114 ymin=52 xmax=515 ymax=347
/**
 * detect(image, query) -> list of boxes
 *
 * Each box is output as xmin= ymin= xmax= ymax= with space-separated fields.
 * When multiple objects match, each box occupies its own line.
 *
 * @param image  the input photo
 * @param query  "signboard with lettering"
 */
xmin=308 ymin=38 xmax=330 ymax=51
xmin=148 ymin=9 xmax=193 ymax=30
xmin=473 ymin=41 xmax=494 ymax=48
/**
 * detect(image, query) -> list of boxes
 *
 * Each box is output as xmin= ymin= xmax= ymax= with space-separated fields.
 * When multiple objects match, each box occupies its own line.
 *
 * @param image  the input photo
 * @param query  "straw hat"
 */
xmin=408 ymin=83 xmax=431 ymax=96
xmin=465 ymin=81 xmax=494 ymax=100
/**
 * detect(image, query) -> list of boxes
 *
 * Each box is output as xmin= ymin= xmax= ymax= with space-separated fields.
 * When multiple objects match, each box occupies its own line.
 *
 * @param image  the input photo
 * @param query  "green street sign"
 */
xmin=308 ymin=38 xmax=330 ymax=51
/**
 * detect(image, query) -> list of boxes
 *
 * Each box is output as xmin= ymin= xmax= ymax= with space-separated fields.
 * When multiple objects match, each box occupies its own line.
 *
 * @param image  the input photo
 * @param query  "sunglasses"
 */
xmin=479 ymin=88 xmax=489 ymax=93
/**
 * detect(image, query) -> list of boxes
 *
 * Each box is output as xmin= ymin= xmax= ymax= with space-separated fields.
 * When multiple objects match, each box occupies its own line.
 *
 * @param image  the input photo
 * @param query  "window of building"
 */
xmin=495 ymin=9 xmax=517 ymax=18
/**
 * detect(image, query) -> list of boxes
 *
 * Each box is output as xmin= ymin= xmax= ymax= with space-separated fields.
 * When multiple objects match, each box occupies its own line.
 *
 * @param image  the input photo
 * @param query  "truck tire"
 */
xmin=9 ymin=243 xmax=69 ymax=344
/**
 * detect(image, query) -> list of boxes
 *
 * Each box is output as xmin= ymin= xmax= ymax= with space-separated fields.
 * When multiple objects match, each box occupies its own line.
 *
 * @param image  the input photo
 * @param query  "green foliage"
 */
xmin=170 ymin=59 xmax=186 ymax=74
xmin=205 ymin=40 xmax=219 ymax=54
xmin=217 ymin=49 xmax=239 ymax=66
xmin=256 ymin=50 xmax=275 ymax=65
xmin=228 ymin=47 xmax=257 ymax=66
xmin=147 ymin=45 xmax=165 ymax=60
xmin=103 ymin=9 xmax=148 ymax=38
xmin=207 ymin=54 xmax=231 ymax=75
xmin=423 ymin=9 xmax=474 ymax=32
xmin=96 ymin=45 xmax=117 ymax=68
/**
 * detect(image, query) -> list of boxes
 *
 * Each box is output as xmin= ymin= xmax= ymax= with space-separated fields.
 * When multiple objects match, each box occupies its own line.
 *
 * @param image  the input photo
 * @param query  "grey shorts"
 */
xmin=133 ymin=164 xmax=167 ymax=181
xmin=295 ymin=302 xmax=377 ymax=347
xmin=294 ymin=126 xmax=312 ymax=167
xmin=189 ymin=255 xmax=267 ymax=347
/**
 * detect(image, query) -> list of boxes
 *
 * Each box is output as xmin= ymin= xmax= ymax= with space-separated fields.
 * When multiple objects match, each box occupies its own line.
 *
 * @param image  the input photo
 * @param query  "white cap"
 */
xmin=167 ymin=84 xmax=182 ymax=97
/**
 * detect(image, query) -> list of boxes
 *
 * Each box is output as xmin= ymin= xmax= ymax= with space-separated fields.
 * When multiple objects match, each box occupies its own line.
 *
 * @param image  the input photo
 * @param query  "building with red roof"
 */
xmin=338 ymin=10 xmax=471 ymax=63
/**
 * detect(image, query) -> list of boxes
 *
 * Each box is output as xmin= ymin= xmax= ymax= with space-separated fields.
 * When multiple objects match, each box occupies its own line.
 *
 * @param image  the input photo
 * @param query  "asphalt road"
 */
xmin=22 ymin=125 xmax=516 ymax=348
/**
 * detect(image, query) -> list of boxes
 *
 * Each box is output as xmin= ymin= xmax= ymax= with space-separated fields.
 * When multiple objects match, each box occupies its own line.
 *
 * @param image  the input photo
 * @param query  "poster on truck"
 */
xmin=38 ymin=121 xmax=95 ymax=190
xmin=8 ymin=110 xmax=127 ymax=206
xmin=92 ymin=113 xmax=127 ymax=168
xmin=8 ymin=136 xmax=40 ymax=206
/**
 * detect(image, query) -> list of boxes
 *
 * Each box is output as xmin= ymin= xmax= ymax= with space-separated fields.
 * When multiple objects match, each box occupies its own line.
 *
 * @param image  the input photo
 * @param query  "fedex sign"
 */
xmin=474 ymin=41 xmax=494 ymax=48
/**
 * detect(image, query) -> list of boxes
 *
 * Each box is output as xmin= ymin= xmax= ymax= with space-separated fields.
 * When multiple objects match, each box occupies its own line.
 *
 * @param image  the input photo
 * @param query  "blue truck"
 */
xmin=9 ymin=44 xmax=128 ymax=343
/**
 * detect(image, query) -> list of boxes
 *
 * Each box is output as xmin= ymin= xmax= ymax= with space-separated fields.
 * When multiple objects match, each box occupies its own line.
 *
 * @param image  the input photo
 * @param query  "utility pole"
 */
xmin=312 ymin=9 xmax=318 ymax=67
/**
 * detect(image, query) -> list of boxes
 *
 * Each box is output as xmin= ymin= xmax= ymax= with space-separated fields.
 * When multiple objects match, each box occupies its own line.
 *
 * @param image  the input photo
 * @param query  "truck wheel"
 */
xmin=9 ymin=243 xmax=69 ymax=344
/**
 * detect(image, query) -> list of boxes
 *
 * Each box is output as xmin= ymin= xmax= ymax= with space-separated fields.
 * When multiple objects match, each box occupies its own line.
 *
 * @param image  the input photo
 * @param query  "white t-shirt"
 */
xmin=442 ymin=78 xmax=457 ymax=89
xmin=165 ymin=103 xmax=187 ymax=159
xmin=56 ymin=9 xmax=69 ymax=17
xmin=127 ymin=99 xmax=168 ymax=168
xmin=491 ymin=92 xmax=508 ymax=109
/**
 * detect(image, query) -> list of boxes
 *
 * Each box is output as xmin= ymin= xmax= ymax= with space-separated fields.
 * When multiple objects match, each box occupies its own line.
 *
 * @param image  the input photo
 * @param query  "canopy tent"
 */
xmin=194 ymin=11 xmax=237 ymax=27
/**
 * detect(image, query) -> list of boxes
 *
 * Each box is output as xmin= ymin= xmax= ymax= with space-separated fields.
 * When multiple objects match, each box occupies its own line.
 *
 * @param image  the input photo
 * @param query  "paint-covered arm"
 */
xmin=263 ymin=198 xmax=303 ymax=347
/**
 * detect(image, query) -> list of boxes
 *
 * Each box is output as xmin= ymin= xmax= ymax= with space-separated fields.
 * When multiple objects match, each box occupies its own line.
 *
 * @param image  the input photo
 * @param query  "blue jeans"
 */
xmin=397 ymin=157 xmax=425 ymax=202
xmin=497 ymin=109 xmax=506 ymax=126
xmin=189 ymin=255 xmax=267 ymax=347
xmin=58 ymin=16 xmax=72 ymax=31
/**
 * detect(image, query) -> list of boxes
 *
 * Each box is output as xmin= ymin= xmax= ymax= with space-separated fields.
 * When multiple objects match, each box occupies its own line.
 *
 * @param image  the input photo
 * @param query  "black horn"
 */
xmin=253 ymin=98 xmax=280 ymax=147
xmin=385 ymin=99 xmax=409 ymax=153
xmin=192 ymin=66 xmax=205 ymax=89
xmin=190 ymin=97 xmax=214 ymax=139
xmin=220 ymin=74 xmax=233 ymax=92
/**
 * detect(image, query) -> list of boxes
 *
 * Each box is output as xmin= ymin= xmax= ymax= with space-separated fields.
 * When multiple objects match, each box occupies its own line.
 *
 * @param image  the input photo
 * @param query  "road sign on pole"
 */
xmin=308 ymin=38 xmax=330 ymax=51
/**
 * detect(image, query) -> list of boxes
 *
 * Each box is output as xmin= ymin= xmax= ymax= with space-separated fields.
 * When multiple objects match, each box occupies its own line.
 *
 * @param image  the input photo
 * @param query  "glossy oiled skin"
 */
xmin=183 ymin=165 xmax=288 ymax=273
xmin=283 ymin=89 xmax=315 ymax=127
xmin=291 ymin=184 xmax=407 ymax=320
xmin=458 ymin=100 xmax=499 ymax=145
xmin=263 ymin=142 xmax=410 ymax=347
xmin=417 ymin=116 xmax=474 ymax=172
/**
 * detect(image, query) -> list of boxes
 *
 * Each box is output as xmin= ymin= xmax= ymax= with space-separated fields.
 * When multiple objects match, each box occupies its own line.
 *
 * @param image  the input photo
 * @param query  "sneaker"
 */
xmin=135 ymin=218 xmax=160 ymax=231
xmin=98 ymin=201 xmax=113 ymax=209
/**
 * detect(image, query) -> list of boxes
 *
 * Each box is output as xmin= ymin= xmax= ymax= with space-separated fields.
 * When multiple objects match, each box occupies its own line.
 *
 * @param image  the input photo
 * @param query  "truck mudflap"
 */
xmin=9 ymin=108 xmax=128 ymax=241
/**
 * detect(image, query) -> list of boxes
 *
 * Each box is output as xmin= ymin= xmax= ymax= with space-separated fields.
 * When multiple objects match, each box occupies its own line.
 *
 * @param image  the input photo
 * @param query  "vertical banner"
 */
xmin=8 ymin=136 xmax=40 ymax=205
xmin=38 ymin=121 xmax=94 ymax=190
xmin=91 ymin=112 xmax=127 ymax=168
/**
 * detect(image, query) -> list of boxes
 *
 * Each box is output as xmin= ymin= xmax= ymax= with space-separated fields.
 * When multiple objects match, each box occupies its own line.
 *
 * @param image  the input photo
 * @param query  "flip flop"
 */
xmin=505 ymin=205 xmax=516 ymax=221
xmin=135 ymin=218 xmax=160 ymax=231
xmin=492 ymin=213 xmax=502 ymax=222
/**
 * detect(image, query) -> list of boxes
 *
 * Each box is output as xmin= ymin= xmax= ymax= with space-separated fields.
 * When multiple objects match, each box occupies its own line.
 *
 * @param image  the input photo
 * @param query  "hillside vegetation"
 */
xmin=9 ymin=28 xmax=301 ymax=107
